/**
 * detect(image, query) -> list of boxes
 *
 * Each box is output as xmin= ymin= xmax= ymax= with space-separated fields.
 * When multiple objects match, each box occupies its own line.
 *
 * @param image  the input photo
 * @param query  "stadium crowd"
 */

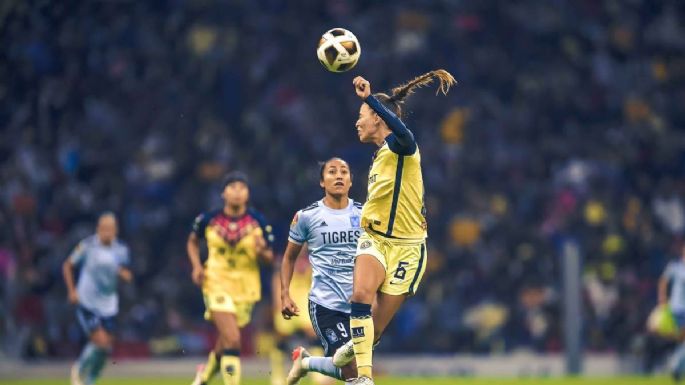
xmin=1 ymin=0 xmax=684 ymax=368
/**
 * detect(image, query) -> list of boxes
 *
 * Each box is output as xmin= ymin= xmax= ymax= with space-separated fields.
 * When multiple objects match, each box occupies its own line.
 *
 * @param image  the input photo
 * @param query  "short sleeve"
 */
xmin=251 ymin=209 xmax=275 ymax=248
xmin=663 ymin=262 xmax=675 ymax=280
xmin=69 ymin=240 xmax=87 ymax=266
xmin=191 ymin=212 xmax=212 ymax=239
xmin=288 ymin=211 xmax=308 ymax=245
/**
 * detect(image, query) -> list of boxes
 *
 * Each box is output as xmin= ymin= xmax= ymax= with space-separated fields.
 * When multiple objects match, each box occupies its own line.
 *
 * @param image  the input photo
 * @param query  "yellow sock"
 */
xmin=220 ymin=350 xmax=241 ymax=385
xmin=350 ymin=302 xmax=373 ymax=378
xmin=270 ymin=343 xmax=285 ymax=385
xmin=201 ymin=351 xmax=220 ymax=383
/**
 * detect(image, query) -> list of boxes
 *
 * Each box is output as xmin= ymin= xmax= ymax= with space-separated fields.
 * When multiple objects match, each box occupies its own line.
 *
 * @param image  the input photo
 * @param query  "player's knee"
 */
xmin=350 ymin=288 xmax=374 ymax=304
xmin=219 ymin=330 xmax=241 ymax=350
xmin=92 ymin=331 xmax=113 ymax=350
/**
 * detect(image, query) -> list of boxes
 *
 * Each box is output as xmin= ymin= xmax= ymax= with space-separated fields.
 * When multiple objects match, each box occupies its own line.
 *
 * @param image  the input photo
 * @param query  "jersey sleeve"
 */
xmin=663 ymin=262 xmax=676 ymax=279
xmin=288 ymin=210 xmax=308 ymax=245
xmin=251 ymin=209 xmax=275 ymax=248
xmin=191 ymin=211 xmax=212 ymax=239
xmin=119 ymin=244 xmax=131 ymax=268
xmin=365 ymin=94 xmax=417 ymax=155
xmin=68 ymin=240 xmax=87 ymax=266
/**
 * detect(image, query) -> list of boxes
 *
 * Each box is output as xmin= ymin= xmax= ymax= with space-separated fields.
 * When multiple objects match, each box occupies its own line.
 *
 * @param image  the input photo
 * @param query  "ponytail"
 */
xmin=374 ymin=69 xmax=456 ymax=119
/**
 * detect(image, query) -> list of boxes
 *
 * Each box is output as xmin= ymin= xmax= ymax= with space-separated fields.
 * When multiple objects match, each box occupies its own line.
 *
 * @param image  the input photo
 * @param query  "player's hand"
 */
xmin=281 ymin=294 xmax=300 ymax=320
xmin=68 ymin=290 xmax=79 ymax=305
xmin=353 ymin=76 xmax=371 ymax=99
xmin=191 ymin=265 xmax=205 ymax=286
xmin=119 ymin=268 xmax=133 ymax=283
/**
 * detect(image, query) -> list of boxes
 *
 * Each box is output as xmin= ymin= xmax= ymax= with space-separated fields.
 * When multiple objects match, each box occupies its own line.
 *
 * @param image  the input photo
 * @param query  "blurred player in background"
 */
xmin=281 ymin=158 xmax=362 ymax=385
xmin=188 ymin=172 xmax=274 ymax=385
xmin=333 ymin=71 xmax=455 ymax=385
xmin=62 ymin=212 xmax=132 ymax=385
xmin=270 ymin=253 xmax=331 ymax=385
xmin=658 ymin=244 xmax=685 ymax=381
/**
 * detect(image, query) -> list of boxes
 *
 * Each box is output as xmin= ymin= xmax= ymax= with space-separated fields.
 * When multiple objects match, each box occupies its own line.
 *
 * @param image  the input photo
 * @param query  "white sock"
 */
xmin=304 ymin=356 xmax=343 ymax=380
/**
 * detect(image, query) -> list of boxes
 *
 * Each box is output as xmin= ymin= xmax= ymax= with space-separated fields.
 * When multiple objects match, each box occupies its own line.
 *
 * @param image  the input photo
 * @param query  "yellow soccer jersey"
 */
xmin=362 ymin=137 xmax=427 ymax=239
xmin=192 ymin=208 xmax=274 ymax=302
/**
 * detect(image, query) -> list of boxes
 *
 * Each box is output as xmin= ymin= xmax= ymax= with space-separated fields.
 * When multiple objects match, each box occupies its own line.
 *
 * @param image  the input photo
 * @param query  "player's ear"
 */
xmin=320 ymin=179 xmax=325 ymax=189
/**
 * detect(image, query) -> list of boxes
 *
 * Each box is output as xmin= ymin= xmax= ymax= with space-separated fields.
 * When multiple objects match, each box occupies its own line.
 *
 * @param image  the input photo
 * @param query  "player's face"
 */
xmin=97 ymin=216 xmax=118 ymax=245
xmin=223 ymin=181 xmax=249 ymax=207
xmin=320 ymin=159 xmax=352 ymax=196
xmin=356 ymin=103 xmax=379 ymax=143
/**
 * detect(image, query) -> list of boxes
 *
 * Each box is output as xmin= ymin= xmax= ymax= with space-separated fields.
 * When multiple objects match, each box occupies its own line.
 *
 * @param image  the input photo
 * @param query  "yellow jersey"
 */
xmin=362 ymin=135 xmax=427 ymax=239
xmin=192 ymin=208 xmax=274 ymax=302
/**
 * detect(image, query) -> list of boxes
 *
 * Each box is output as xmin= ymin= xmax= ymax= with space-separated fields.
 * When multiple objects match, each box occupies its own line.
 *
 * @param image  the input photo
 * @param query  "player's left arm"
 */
xmin=117 ymin=245 xmax=133 ymax=283
xmin=353 ymin=76 xmax=416 ymax=152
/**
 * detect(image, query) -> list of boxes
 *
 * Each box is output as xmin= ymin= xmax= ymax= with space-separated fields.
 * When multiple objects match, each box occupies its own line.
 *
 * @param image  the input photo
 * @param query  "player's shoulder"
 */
xmin=195 ymin=208 xmax=221 ymax=222
xmin=247 ymin=207 xmax=269 ymax=224
xmin=80 ymin=234 xmax=98 ymax=247
xmin=352 ymin=199 xmax=363 ymax=211
xmin=301 ymin=200 xmax=321 ymax=213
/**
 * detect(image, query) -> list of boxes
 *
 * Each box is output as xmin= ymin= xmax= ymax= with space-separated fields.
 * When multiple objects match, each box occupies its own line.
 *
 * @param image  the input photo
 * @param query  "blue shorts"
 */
xmin=76 ymin=306 xmax=116 ymax=336
xmin=308 ymin=301 xmax=351 ymax=356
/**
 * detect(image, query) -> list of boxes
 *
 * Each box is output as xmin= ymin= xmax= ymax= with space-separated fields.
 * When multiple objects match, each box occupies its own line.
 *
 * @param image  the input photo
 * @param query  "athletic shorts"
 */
xmin=356 ymin=230 xmax=427 ymax=296
xmin=76 ymin=306 xmax=116 ymax=336
xmin=308 ymin=301 xmax=351 ymax=356
xmin=203 ymin=291 xmax=254 ymax=328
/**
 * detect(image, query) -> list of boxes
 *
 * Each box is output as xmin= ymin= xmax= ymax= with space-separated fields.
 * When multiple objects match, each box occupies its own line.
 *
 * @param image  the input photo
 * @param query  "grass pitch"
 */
xmin=0 ymin=377 xmax=671 ymax=385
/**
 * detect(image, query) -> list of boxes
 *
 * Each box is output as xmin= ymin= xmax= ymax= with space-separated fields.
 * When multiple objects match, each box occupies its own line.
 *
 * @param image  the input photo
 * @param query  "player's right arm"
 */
xmin=659 ymin=263 xmax=672 ymax=306
xmin=63 ymin=241 xmax=86 ymax=305
xmin=187 ymin=232 xmax=204 ymax=286
xmin=188 ymin=212 xmax=211 ymax=286
xmin=280 ymin=240 xmax=304 ymax=319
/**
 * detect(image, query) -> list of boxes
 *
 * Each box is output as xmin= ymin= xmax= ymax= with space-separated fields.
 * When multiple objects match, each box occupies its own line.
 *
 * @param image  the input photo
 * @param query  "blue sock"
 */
xmin=306 ymin=357 xmax=343 ymax=380
xmin=87 ymin=347 xmax=109 ymax=384
xmin=671 ymin=342 xmax=685 ymax=374
xmin=78 ymin=343 xmax=99 ymax=378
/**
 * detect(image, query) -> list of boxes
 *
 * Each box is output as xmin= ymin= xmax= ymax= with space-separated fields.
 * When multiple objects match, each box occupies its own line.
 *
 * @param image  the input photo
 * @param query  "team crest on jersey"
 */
xmin=360 ymin=240 xmax=372 ymax=249
xmin=216 ymin=296 xmax=225 ymax=304
xmin=325 ymin=328 xmax=339 ymax=343
xmin=350 ymin=215 xmax=360 ymax=228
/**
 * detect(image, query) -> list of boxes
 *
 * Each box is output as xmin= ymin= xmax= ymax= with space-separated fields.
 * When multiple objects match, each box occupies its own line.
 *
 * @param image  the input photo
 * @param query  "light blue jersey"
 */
xmin=665 ymin=260 xmax=685 ymax=314
xmin=288 ymin=198 xmax=362 ymax=313
xmin=69 ymin=235 xmax=130 ymax=317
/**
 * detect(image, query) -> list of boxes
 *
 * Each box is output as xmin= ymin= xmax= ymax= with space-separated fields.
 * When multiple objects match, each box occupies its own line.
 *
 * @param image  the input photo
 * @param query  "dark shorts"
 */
xmin=76 ymin=306 xmax=116 ymax=336
xmin=308 ymin=300 xmax=351 ymax=357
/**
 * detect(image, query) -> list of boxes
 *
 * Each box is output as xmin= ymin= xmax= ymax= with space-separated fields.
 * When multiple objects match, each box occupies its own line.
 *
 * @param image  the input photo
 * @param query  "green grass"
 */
xmin=0 ymin=377 xmax=671 ymax=385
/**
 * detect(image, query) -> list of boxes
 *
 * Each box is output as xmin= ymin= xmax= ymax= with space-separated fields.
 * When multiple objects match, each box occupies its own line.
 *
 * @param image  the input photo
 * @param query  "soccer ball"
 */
xmin=317 ymin=28 xmax=361 ymax=73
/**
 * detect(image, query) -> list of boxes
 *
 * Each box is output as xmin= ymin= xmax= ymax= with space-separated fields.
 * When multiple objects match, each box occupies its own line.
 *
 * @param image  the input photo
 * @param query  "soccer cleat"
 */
xmin=350 ymin=376 xmax=374 ymax=385
xmin=332 ymin=340 xmax=354 ymax=367
xmin=70 ymin=362 xmax=85 ymax=385
xmin=286 ymin=346 xmax=310 ymax=385
xmin=190 ymin=364 xmax=206 ymax=385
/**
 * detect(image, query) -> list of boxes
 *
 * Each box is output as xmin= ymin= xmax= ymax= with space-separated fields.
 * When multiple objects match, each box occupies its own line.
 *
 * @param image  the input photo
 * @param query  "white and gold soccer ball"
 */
xmin=317 ymin=28 xmax=361 ymax=73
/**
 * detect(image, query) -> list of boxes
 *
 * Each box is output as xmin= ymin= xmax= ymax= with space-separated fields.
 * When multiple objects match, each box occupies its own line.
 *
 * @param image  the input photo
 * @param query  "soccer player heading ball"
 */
xmin=334 ymin=70 xmax=456 ymax=385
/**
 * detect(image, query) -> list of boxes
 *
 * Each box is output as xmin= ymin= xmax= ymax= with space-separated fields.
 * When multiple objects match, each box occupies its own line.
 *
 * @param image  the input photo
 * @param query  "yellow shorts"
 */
xmin=203 ymin=291 xmax=254 ymax=328
xmin=356 ymin=231 xmax=427 ymax=296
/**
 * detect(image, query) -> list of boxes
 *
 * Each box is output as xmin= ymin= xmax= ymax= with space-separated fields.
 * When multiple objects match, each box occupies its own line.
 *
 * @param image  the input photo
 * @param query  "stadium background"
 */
xmin=1 ymin=0 xmax=684 ymax=381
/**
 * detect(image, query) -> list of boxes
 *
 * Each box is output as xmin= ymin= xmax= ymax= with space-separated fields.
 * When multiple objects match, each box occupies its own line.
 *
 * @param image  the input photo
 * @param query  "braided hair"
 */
xmin=374 ymin=69 xmax=456 ymax=119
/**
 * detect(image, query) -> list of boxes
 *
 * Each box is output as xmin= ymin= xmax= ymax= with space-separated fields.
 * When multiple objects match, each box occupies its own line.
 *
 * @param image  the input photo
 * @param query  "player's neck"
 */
xmin=374 ymin=130 xmax=391 ymax=147
xmin=323 ymin=194 xmax=348 ymax=210
xmin=224 ymin=205 xmax=246 ymax=217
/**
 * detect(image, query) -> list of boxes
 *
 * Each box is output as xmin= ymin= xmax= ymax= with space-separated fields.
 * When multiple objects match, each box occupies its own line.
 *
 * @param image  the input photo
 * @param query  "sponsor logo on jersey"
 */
xmin=360 ymin=240 xmax=372 ymax=249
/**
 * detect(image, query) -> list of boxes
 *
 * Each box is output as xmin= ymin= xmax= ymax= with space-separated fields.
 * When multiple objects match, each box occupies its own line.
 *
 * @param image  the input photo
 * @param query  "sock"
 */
xmin=87 ymin=347 xmax=109 ymax=384
xmin=350 ymin=302 xmax=373 ymax=378
xmin=269 ymin=342 xmax=286 ymax=385
xmin=670 ymin=342 xmax=685 ymax=374
xmin=307 ymin=346 xmax=333 ymax=385
xmin=201 ymin=351 xmax=221 ymax=384
xmin=220 ymin=349 xmax=241 ymax=385
xmin=304 ymin=357 xmax=343 ymax=380
xmin=77 ymin=343 xmax=99 ymax=378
